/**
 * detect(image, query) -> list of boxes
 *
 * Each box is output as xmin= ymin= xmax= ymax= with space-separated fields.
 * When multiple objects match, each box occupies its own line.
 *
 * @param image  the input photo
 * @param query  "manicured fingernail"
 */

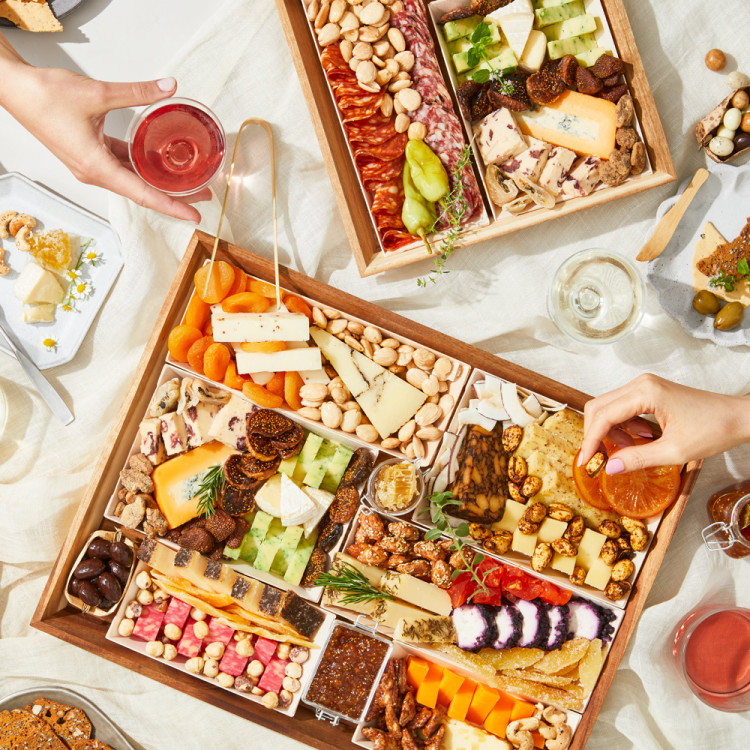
xmin=577 ymin=453 xmax=585 ymax=466
xmin=605 ymin=458 xmax=625 ymax=475
xmin=637 ymin=430 xmax=653 ymax=439
xmin=157 ymin=77 xmax=176 ymax=92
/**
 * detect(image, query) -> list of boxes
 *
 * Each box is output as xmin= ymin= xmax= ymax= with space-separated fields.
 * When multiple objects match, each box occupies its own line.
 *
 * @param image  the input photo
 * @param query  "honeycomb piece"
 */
xmin=29 ymin=229 xmax=72 ymax=272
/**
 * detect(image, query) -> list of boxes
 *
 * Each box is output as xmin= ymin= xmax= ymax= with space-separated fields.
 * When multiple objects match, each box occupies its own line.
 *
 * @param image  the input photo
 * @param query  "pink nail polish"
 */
xmin=637 ymin=430 xmax=653 ymax=439
xmin=157 ymin=77 xmax=176 ymax=92
xmin=576 ymin=453 xmax=585 ymax=466
xmin=606 ymin=458 xmax=625 ymax=475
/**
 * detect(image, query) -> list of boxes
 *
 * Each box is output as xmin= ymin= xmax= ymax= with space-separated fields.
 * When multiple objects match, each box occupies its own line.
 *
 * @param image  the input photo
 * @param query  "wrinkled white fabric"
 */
xmin=2 ymin=0 xmax=750 ymax=748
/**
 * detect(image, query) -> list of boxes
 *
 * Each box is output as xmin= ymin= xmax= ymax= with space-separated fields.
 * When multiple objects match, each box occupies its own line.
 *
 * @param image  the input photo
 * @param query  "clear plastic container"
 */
xmin=366 ymin=458 xmax=425 ymax=517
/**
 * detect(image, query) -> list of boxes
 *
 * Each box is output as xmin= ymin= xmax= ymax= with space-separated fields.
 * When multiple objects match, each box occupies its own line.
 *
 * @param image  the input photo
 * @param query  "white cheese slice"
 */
xmin=512 ymin=528 xmax=538 ymax=556
xmin=139 ymin=417 xmax=168 ymax=465
xmin=279 ymin=472 xmax=317 ymax=526
xmin=14 ymin=262 xmax=65 ymax=305
xmin=23 ymin=303 xmax=56 ymax=324
xmin=211 ymin=310 xmax=309 ymax=343
xmin=310 ymin=327 xmax=426 ymax=438
xmin=493 ymin=499 xmax=527 ymax=533
xmin=474 ymin=108 xmax=527 ymax=167
xmin=519 ymin=28 xmax=547 ymax=71
xmin=576 ymin=528 xmax=607 ymax=570
xmin=208 ymin=395 xmax=255 ymax=452
xmin=160 ymin=412 xmax=189 ymax=456
xmin=250 ymin=371 xmax=274 ymax=385
xmin=255 ymin=473 xmax=283 ymax=517
xmin=287 ymin=341 xmax=330 ymax=384
xmin=560 ymin=156 xmax=602 ymax=199
xmin=487 ymin=0 xmax=534 ymax=58
xmin=235 ymin=347 xmax=322 ymax=374
xmin=183 ymin=401 xmax=223 ymax=449
xmin=584 ymin=557 xmax=613 ymax=590
xmin=301 ymin=486 xmax=335 ymax=538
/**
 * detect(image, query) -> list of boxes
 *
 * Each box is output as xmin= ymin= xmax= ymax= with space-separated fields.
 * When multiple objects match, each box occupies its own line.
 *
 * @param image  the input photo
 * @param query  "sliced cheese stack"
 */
xmin=487 ymin=0 xmax=534 ymax=60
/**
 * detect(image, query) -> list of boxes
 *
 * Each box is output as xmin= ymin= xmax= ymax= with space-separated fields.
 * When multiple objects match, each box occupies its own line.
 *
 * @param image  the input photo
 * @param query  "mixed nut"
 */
xmin=112 ymin=452 xmax=169 ymax=536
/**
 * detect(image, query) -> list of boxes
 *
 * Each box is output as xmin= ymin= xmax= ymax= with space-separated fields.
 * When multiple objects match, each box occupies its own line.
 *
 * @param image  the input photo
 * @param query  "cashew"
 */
xmin=541 ymin=706 xmax=567 ymax=726
xmin=8 ymin=214 xmax=35 ymax=237
xmin=0 ymin=210 xmax=17 ymax=238
xmin=545 ymin=723 xmax=573 ymax=750
xmin=507 ymin=718 xmax=539 ymax=750
xmin=14 ymin=225 xmax=32 ymax=252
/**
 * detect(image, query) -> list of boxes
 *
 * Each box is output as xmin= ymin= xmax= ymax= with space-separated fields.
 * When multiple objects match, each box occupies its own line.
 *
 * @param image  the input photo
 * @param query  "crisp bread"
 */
xmin=0 ymin=1 xmax=63 ymax=32
xmin=25 ymin=700 xmax=92 ymax=744
xmin=0 ymin=708 xmax=69 ymax=749
xmin=66 ymin=740 xmax=116 ymax=750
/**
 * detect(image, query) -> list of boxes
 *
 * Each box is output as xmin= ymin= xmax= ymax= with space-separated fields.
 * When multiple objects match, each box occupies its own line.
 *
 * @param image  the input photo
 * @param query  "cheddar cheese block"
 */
xmin=516 ymin=90 xmax=617 ymax=160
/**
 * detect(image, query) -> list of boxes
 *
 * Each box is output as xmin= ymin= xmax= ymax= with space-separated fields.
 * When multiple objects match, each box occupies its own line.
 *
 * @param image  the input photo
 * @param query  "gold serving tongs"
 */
xmin=202 ymin=118 xmax=282 ymax=309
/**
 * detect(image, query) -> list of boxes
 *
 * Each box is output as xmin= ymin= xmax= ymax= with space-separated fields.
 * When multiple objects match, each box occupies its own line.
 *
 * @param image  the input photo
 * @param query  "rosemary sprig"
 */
xmin=424 ymin=491 xmax=491 ymax=602
xmin=418 ymin=144 xmax=472 ymax=288
xmin=195 ymin=464 xmax=225 ymax=518
xmin=314 ymin=561 xmax=395 ymax=605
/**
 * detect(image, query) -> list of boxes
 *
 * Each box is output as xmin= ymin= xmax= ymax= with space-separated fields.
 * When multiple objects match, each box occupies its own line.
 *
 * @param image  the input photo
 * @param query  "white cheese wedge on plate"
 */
xmin=487 ymin=0 xmax=534 ymax=59
xmin=211 ymin=310 xmax=309 ymax=343
xmin=235 ymin=347 xmax=322 ymax=375
xmin=255 ymin=473 xmax=283 ymax=517
xmin=14 ymin=262 xmax=65 ymax=305
xmin=279 ymin=472 xmax=317 ymax=526
xmin=23 ymin=303 xmax=56 ymax=323
xmin=310 ymin=327 xmax=426 ymax=438
xmin=301 ymin=486 xmax=335 ymax=537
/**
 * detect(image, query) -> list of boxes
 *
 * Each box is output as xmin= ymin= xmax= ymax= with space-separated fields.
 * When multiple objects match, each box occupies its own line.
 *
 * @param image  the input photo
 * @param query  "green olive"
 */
xmin=714 ymin=301 xmax=745 ymax=331
xmin=692 ymin=290 xmax=721 ymax=315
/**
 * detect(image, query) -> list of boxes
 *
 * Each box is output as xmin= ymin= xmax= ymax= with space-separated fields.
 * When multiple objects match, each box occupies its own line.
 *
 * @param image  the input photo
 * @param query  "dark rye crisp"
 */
xmin=305 ymin=625 xmax=389 ymax=720
xmin=258 ymin=585 xmax=284 ymax=617
xmin=278 ymin=592 xmax=325 ymax=640
xmin=137 ymin=537 xmax=157 ymax=562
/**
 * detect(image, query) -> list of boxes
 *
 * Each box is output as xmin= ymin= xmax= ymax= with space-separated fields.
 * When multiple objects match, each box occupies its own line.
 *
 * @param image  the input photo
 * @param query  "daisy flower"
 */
xmin=75 ymin=281 xmax=92 ymax=298
xmin=42 ymin=338 xmax=57 ymax=351
xmin=62 ymin=304 xmax=73 ymax=312
xmin=66 ymin=268 xmax=81 ymax=281
xmin=83 ymin=250 xmax=100 ymax=266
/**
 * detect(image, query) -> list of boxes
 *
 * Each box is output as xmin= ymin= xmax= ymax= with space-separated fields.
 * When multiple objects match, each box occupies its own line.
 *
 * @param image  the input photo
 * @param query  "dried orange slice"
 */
xmin=573 ymin=449 xmax=612 ymax=511
xmin=601 ymin=463 xmax=681 ymax=519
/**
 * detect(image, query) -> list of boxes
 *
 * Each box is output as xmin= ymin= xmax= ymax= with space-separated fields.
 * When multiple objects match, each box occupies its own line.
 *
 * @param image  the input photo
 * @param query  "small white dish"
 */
xmin=0 ymin=172 xmax=123 ymax=369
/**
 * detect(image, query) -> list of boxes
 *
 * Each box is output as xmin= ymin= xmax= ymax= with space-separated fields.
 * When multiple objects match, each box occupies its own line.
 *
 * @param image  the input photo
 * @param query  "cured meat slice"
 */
xmin=206 ymin=617 xmax=235 ymax=645
xmin=352 ymin=132 xmax=409 ymax=163
xmin=258 ymin=656 xmax=289 ymax=693
xmin=219 ymin=638 xmax=251 ymax=677
xmin=371 ymin=181 xmax=403 ymax=214
xmin=382 ymin=230 xmax=416 ymax=251
xmin=131 ymin=604 xmax=165 ymax=642
xmin=177 ymin=619 xmax=204 ymax=658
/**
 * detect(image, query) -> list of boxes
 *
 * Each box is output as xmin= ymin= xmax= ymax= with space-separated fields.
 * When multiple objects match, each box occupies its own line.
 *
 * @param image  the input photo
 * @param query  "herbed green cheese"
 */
xmin=547 ymin=32 xmax=598 ymax=60
xmin=270 ymin=525 xmax=305 ymax=577
xmin=293 ymin=433 xmax=324 ymax=483
xmin=239 ymin=510 xmax=274 ymax=564
xmin=543 ymin=14 xmax=597 ymax=42
xmin=533 ymin=0 xmax=580 ymax=9
xmin=575 ymin=46 xmax=610 ymax=67
xmin=303 ymin=440 xmax=338 ymax=489
xmin=284 ymin=529 xmax=319 ymax=585
xmin=254 ymin=535 xmax=284 ymax=572
xmin=535 ymin=0 xmax=585 ymax=27
xmin=442 ymin=15 xmax=482 ymax=42
xmin=320 ymin=445 xmax=354 ymax=494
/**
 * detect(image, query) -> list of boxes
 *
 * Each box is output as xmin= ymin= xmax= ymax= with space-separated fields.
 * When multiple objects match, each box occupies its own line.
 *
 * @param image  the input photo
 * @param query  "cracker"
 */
xmin=0 ymin=708 xmax=69 ymax=749
xmin=67 ymin=740 xmax=117 ymax=750
xmin=0 ymin=1 xmax=63 ymax=32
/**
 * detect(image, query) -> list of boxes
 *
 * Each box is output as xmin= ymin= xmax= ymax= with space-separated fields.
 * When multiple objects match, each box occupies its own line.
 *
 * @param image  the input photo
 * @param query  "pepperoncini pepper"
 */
xmin=405 ymin=139 xmax=450 ymax=202
xmin=402 ymin=161 xmax=436 ymax=251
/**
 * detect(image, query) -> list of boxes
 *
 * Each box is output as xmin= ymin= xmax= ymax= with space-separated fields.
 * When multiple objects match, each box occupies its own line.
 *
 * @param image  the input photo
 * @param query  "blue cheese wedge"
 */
xmin=474 ymin=108 xmax=527 ymax=167
xmin=501 ymin=136 xmax=552 ymax=182
xmin=559 ymin=156 xmax=602 ymax=198
xmin=211 ymin=310 xmax=309 ymax=343
xmin=539 ymin=145 xmax=577 ymax=196
xmin=310 ymin=327 xmax=427 ymax=438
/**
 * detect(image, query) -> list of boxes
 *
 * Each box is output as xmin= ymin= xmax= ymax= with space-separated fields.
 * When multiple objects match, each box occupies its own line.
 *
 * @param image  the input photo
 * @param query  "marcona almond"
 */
xmin=388 ymin=27 xmax=405 ymax=52
xmin=353 ymin=41 xmax=372 ymax=60
xmin=415 ymin=402 xmax=442 ymax=427
xmin=412 ymin=348 xmax=435 ymax=370
xmin=395 ymin=113 xmax=410 ymax=133
xmin=362 ymin=338 xmax=374 ymax=358
xmin=379 ymin=89 xmax=394 ymax=112
xmin=318 ymin=22 xmax=340 ymax=46
xmin=356 ymin=59 xmax=377 ymax=84
xmin=344 ymin=334 xmax=364 ymax=352
xmin=297 ymin=407 xmax=321 ymax=421
xmin=321 ymin=402 xmax=343 ymax=429
xmin=394 ymin=50 xmax=415 ymax=71
xmin=315 ymin=1 xmax=330 ymax=29
xmin=398 ymin=419 xmax=416 ymax=442
xmin=372 ymin=55 xmax=386 ymax=68
xmin=433 ymin=356 xmax=452 ymax=380
xmin=351 ymin=2 xmax=362 ymax=17
xmin=343 ymin=27 xmax=359 ymax=42
xmin=381 ymin=338 xmax=400 ymax=349
xmin=392 ymin=0 xmax=404 ymax=10
xmin=360 ymin=1 xmax=385 ymax=25
xmin=327 ymin=318 xmax=348 ymax=335
xmin=339 ymin=11 xmax=359 ymax=31
xmin=347 ymin=320 xmax=365 ymax=335
xmin=312 ymin=307 xmax=327 ymax=327
xmin=373 ymin=347 xmax=398 ymax=366
xmin=381 ymin=437 xmax=401 ymax=450
xmin=404 ymin=442 xmax=416 ymax=460
xmin=389 ymin=78 xmax=412 ymax=94
xmin=363 ymin=325 xmax=382 ymax=343
xmin=373 ymin=39 xmax=391 ymax=57
xmin=416 ymin=426 xmax=442 ymax=442
xmin=329 ymin=0 xmax=345 ymax=23
xmin=427 ymin=394 xmax=440 ymax=404
xmin=388 ymin=364 xmax=406 ymax=375
xmin=307 ymin=0 xmax=320 ymax=22
xmin=411 ymin=436 xmax=425 ymax=459
xmin=396 ymin=87 xmax=421 ymax=112
xmin=359 ymin=81 xmax=381 ymax=94
xmin=343 ymin=400 xmax=360 ymax=411
xmin=421 ymin=374 xmax=439 ymax=397
xmin=359 ymin=25 xmax=380 ymax=43
xmin=438 ymin=381 xmax=448 ymax=393
xmin=349 ymin=57 xmax=362 ymax=72
xmin=406 ymin=367 xmax=428 ymax=388
xmin=341 ymin=409 xmax=362 ymax=433
xmin=408 ymin=121 xmax=427 ymax=140
xmin=396 ymin=345 xmax=413 ymax=366
xmin=385 ymin=58 xmax=400 ymax=77
xmin=339 ymin=39 xmax=353 ymax=62
xmin=299 ymin=383 xmax=328 ymax=401
xmin=356 ymin=424 xmax=379 ymax=443
xmin=327 ymin=376 xmax=343 ymax=390
xmin=395 ymin=70 xmax=410 ymax=81
xmin=394 ymin=99 xmax=406 ymax=115
xmin=301 ymin=399 xmax=325 ymax=408
xmin=330 ymin=385 xmax=348 ymax=404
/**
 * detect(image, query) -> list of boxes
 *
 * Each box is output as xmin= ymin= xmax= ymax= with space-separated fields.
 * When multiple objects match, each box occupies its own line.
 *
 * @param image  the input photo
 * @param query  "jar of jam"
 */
xmin=703 ymin=481 xmax=750 ymax=559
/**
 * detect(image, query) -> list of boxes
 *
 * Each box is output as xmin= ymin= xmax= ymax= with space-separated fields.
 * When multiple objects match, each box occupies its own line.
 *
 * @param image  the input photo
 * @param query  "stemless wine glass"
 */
xmin=127 ymin=97 xmax=226 ymax=196
xmin=673 ymin=605 xmax=750 ymax=712
xmin=547 ymin=249 xmax=645 ymax=344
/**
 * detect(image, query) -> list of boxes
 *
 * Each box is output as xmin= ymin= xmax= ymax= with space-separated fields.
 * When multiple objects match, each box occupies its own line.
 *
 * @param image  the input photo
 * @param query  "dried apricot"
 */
xmin=240 ymin=341 xmax=287 ymax=353
xmin=221 ymin=292 xmax=270 ymax=314
xmin=224 ymin=360 xmax=248 ymax=391
xmin=249 ymin=278 xmax=284 ymax=300
xmin=242 ymin=381 xmax=284 ymax=408
xmin=285 ymin=295 xmax=313 ymax=322
xmin=194 ymin=261 xmax=236 ymax=304
xmin=227 ymin=267 xmax=247 ymax=296
xmin=168 ymin=325 xmax=203 ymax=363
xmin=284 ymin=371 xmax=304 ymax=411
xmin=204 ymin=319 xmax=213 ymax=337
xmin=203 ymin=342 xmax=232 ymax=382
xmin=266 ymin=371 xmax=286 ymax=397
xmin=187 ymin=335 xmax=214 ymax=375
xmin=184 ymin=294 xmax=211 ymax=330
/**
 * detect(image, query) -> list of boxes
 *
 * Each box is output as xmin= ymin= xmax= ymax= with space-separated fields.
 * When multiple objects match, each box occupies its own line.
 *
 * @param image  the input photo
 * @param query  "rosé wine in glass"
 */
xmin=128 ymin=97 xmax=225 ymax=196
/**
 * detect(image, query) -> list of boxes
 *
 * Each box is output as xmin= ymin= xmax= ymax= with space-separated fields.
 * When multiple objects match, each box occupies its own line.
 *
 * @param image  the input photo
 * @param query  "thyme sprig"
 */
xmin=314 ymin=561 xmax=395 ymax=605
xmin=418 ymin=144 xmax=472 ymax=287
xmin=195 ymin=464 xmax=225 ymax=518
xmin=424 ymin=491 xmax=491 ymax=601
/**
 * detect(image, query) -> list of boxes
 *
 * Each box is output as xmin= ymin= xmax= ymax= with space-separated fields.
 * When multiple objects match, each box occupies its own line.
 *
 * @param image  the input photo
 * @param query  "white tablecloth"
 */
xmin=1 ymin=0 xmax=750 ymax=748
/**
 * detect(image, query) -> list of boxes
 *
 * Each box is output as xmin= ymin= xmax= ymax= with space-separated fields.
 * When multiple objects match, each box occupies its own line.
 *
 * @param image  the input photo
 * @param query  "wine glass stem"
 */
xmin=575 ymin=284 xmax=602 ymax=319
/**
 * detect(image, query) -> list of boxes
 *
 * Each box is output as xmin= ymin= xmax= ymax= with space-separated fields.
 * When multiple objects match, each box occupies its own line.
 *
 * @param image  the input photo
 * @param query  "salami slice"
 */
xmin=352 ymin=132 xmax=408 ymax=163
xmin=382 ymin=229 xmax=417 ymax=251
xmin=370 ymin=181 xmax=402 ymax=214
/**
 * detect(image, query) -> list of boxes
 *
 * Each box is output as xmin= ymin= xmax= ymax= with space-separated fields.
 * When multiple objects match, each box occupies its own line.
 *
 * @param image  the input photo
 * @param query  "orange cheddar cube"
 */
xmin=465 ymin=684 xmax=500 ymax=726
xmin=483 ymin=693 xmax=514 ymax=737
xmin=406 ymin=656 xmax=430 ymax=689
xmin=447 ymin=679 xmax=477 ymax=721
xmin=510 ymin=701 xmax=536 ymax=721
xmin=437 ymin=669 xmax=465 ymax=707
xmin=416 ymin=663 xmax=444 ymax=709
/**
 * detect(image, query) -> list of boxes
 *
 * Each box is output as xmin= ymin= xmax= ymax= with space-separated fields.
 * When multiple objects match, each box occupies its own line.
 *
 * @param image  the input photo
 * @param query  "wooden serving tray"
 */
xmin=275 ymin=0 xmax=676 ymax=277
xmin=33 ymin=231 xmax=700 ymax=750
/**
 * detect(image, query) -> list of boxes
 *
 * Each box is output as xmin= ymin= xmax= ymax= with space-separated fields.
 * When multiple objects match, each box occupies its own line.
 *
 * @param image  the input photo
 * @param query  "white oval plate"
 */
xmin=0 ymin=172 xmax=123 ymax=369
xmin=646 ymin=162 xmax=750 ymax=347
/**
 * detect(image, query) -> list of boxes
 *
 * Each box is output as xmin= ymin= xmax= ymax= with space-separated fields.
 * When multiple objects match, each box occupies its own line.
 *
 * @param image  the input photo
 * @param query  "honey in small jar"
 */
xmin=704 ymin=481 xmax=750 ymax=559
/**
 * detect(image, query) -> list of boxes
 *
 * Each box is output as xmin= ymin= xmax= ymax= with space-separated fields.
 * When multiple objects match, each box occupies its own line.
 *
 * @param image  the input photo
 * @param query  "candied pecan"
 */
xmin=396 ymin=560 xmax=431 ymax=580
xmin=430 ymin=560 xmax=453 ymax=589
xmin=385 ymin=704 xmax=400 ymax=736
xmin=603 ymin=74 xmax=621 ymax=87
xmin=399 ymin=689 xmax=416 ymax=727
xmin=409 ymin=706 xmax=431 ymax=730
xmin=413 ymin=540 xmax=447 ymax=561
xmin=424 ymin=725 xmax=446 ymax=750
xmin=527 ymin=61 xmax=565 ymax=105
xmin=457 ymin=80 xmax=486 ymax=121
xmin=423 ymin=705 xmax=446 ymax=738
xmin=600 ymin=83 xmax=629 ymax=103
xmin=470 ymin=88 xmax=494 ymax=121
xmin=393 ymin=658 xmax=407 ymax=694
xmin=438 ymin=6 xmax=476 ymax=24
xmin=631 ymin=142 xmax=647 ymax=174
xmin=616 ymin=127 xmax=638 ymax=150
xmin=576 ymin=65 xmax=603 ymax=95
xmin=387 ymin=554 xmax=411 ymax=570
xmin=317 ymin=512 xmax=343 ymax=552
xmin=590 ymin=53 xmax=625 ymax=79
xmin=615 ymin=94 xmax=635 ymax=128
xmin=557 ymin=54 xmax=579 ymax=87
xmin=357 ymin=512 xmax=386 ymax=543
xmin=379 ymin=535 xmax=412 ymax=555
xmin=388 ymin=521 xmax=421 ymax=540
xmin=600 ymin=149 xmax=632 ymax=186
xmin=488 ymin=73 xmax=532 ymax=111
xmin=401 ymin=728 xmax=419 ymax=750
